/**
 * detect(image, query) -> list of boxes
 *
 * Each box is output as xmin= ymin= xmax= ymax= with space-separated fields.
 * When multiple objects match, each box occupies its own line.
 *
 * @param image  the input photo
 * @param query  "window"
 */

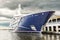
xmin=53 ymin=26 xmax=56 ymax=32
xmin=58 ymin=30 xmax=60 ymax=32
xmin=49 ymin=26 xmax=52 ymax=31
xmin=49 ymin=20 xmax=51 ymax=23
xmin=45 ymin=27 xmax=48 ymax=31
xmin=52 ymin=19 xmax=56 ymax=22
xmin=58 ymin=26 xmax=60 ymax=28
xmin=57 ymin=18 xmax=60 ymax=22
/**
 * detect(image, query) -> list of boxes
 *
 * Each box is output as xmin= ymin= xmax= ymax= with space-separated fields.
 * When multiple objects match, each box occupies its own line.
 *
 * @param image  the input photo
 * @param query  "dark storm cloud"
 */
xmin=0 ymin=0 xmax=60 ymax=10
xmin=0 ymin=0 xmax=33 ymax=10
xmin=21 ymin=0 xmax=60 ymax=10
xmin=3 ymin=0 xmax=20 ymax=10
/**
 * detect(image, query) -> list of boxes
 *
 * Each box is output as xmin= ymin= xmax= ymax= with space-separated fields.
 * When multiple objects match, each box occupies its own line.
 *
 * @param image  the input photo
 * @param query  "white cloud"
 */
xmin=0 ymin=8 xmax=16 ymax=17
xmin=0 ymin=17 xmax=10 ymax=21
xmin=0 ymin=17 xmax=10 ymax=24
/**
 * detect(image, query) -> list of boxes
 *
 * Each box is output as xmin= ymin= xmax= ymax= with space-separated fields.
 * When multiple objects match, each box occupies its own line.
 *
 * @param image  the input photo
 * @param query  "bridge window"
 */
xmin=57 ymin=18 xmax=60 ymax=22
xmin=49 ymin=26 xmax=52 ymax=31
xmin=52 ymin=19 xmax=56 ymax=22
xmin=53 ymin=26 xmax=56 ymax=32
xmin=49 ymin=20 xmax=51 ymax=23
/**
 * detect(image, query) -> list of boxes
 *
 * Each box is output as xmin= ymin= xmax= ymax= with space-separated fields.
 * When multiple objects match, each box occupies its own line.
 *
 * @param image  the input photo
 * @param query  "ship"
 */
xmin=13 ymin=11 xmax=54 ymax=32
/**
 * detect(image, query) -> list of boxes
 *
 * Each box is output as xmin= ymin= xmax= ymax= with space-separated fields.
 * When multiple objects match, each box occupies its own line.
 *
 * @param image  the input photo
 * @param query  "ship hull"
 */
xmin=14 ymin=11 xmax=55 ymax=32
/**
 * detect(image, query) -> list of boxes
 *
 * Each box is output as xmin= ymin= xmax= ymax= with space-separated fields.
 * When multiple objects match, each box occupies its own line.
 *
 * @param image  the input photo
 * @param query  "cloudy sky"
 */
xmin=0 ymin=0 xmax=60 ymax=10
xmin=0 ymin=0 xmax=60 ymax=18
xmin=0 ymin=0 xmax=60 ymax=26
xmin=0 ymin=0 xmax=60 ymax=16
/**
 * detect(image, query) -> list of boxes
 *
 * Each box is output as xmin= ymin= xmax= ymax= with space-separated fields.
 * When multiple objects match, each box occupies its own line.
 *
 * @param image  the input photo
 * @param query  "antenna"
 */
xmin=15 ymin=4 xmax=22 ymax=16
xmin=17 ymin=4 xmax=21 ymax=15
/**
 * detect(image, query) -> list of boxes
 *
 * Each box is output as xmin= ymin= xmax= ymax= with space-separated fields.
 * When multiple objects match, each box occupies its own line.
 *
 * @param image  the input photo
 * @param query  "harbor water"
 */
xmin=0 ymin=29 xmax=60 ymax=40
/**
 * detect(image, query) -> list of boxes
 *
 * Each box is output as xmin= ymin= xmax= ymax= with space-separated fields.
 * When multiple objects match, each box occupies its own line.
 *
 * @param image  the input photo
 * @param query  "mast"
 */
xmin=9 ymin=4 xmax=22 ymax=29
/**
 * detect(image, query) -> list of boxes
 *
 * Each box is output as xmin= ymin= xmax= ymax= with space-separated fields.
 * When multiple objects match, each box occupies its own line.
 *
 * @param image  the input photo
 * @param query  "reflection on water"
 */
xmin=12 ymin=32 xmax=42 ymax=40
xmin=42 ymin=34 xmax=60 ymax=40
xmin=0 ymin=30 xmax=42 ymax=40
xmin=1 ymin=30 xmax=60 ymax=40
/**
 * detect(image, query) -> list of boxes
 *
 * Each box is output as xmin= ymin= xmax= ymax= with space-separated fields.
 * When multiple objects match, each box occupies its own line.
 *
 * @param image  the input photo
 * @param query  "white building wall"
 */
xmin=42 ymin=22 xmax=60 ymax=33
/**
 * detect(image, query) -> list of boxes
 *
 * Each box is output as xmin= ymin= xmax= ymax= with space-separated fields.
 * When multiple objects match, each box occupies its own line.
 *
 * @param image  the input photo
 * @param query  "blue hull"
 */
xmin=15 ymin=11 xmax=55 ymax=32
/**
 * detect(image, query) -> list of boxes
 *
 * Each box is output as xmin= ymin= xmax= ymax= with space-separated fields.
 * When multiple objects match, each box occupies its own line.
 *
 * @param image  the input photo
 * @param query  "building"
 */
xmin=42 ymin=11 xmax=60 ymax=34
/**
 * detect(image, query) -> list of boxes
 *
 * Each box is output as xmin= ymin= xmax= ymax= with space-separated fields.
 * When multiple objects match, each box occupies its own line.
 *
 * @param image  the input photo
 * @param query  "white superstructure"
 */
xmin=42 ymin=12 xmax=60 ymax=34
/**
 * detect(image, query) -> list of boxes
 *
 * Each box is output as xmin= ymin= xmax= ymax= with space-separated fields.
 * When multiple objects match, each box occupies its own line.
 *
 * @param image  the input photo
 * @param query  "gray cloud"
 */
xmin=0 ymin=0 xmax=60 ymax=10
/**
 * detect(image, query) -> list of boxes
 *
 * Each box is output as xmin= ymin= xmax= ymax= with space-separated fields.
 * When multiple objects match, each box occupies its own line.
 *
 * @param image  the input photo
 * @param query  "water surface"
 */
xmin=0 ymin=30 xmax=60 ymax=40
